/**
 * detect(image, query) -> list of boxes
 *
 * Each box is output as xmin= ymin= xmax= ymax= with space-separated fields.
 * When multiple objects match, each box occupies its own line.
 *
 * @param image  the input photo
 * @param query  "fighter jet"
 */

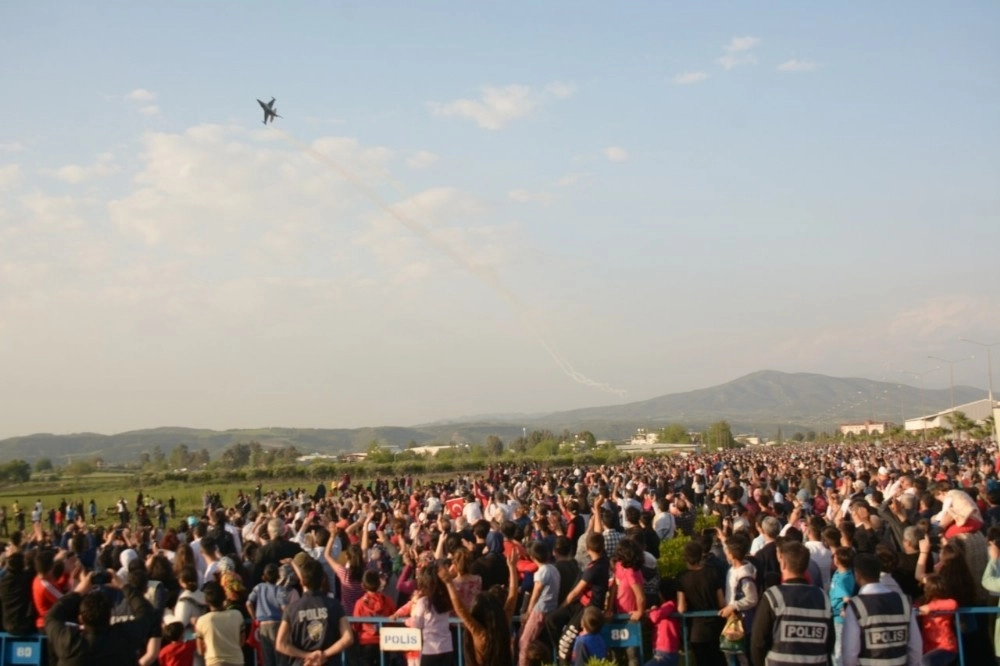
xmin=256 ymin=97 xmax=281 ymax=124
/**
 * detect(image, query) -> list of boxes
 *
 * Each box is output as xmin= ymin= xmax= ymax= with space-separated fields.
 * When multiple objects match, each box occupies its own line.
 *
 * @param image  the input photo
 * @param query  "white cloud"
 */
xmin=44 ymin=153 xmax=118 ymax=184
xmin=430 ymin=80 xmax=575 ymax=131
xmin=430 ymin=85 xmax=535 ymax=130
xmin=603 ymin=146 xmax=629 ymax=163
xmin=20 ymin=193 xmax=95 ymax=229
xmin=718 ymin=36 xmax=760 ymax=70
xmin=109 ymin=124 xmax=390 ymax=247
xmin=139 ymin=105 xmax=161 ymax=116
xmin=407 ymin=150 xmax=440 ymax=170
xmin=0 ymin=142 xmax=25 ymax=153
xmin=672 ymin=71 xmax=710 ymax=85
xmin=546 ymin=81 xmax=578 ymax=99
xmin=508 ymin=188 xmax=554 ymax=204
xmin=125 ymin=88 xmax=156 ymax=102
xmin=0 ymin=164 xmax=23 ymax=190
xmin=777 ymin=59 xmax=818 ymax=72
xmin=556 ymin=172 xmax=589 ymax=187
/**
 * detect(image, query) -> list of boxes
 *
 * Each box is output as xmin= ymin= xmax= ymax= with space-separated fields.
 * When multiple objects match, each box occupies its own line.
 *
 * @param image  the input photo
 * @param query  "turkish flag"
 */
xmin=445 ymin=498 xmax=464 ymax=520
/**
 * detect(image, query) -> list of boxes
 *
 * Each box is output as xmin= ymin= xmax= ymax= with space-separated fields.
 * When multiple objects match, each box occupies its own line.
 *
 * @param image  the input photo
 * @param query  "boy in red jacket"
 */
xmin=353 ymin=570 xmax=397 ymax=666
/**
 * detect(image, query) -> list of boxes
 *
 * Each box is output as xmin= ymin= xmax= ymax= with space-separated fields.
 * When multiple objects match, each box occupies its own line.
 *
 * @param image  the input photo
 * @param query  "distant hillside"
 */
xmin=0 ymin=424 xmax=529 ymax=465
xmin=0 ymin=370 xmax=985 ymax=463
xmin=526 ymin=370 xmax=985 ymax=435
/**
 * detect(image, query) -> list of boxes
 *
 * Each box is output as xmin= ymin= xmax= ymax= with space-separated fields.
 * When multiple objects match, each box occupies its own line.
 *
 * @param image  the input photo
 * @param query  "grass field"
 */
xmin=0 ymin=474 xmax=302 ymax=525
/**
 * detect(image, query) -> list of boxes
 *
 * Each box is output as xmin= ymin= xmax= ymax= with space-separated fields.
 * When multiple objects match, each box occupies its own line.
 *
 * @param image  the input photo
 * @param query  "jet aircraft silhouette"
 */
xmin=257 ymin=97 xmax=281 ymax=124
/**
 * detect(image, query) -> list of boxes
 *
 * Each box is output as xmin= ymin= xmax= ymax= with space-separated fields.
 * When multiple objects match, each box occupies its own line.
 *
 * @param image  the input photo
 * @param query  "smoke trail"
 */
xmin=275 ymin=129 xmax=627 ymax=398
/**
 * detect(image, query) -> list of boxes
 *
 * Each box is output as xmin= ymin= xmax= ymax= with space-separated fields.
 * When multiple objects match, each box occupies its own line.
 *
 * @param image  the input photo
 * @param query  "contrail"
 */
xmin=275 ymin=128 xmax=627 ymax=398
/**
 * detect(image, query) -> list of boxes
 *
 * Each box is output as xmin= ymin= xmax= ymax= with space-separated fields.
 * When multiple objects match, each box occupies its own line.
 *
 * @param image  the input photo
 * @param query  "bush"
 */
xmin=658 ymin=533 xmax=693 ymax=579
xmin=694 ymin=513 xmax=719 ymax=534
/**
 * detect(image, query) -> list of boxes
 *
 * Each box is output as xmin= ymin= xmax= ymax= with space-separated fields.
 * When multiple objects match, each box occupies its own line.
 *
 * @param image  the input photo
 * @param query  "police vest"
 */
xmin=849 ymin=592 xmax=910 ymax=666
xmin=764 ymin=584 xmax=832 ymax=666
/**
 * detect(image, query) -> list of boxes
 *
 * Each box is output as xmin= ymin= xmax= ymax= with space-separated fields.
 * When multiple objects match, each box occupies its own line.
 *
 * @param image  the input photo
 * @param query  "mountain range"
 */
xmin=0 ymin=370 xmax=985 ymax=464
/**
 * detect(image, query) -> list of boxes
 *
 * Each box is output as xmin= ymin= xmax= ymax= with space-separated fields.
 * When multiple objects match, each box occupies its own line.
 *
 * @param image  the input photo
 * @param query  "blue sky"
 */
xmin=1 ymin=2 xmax=998 ymax=436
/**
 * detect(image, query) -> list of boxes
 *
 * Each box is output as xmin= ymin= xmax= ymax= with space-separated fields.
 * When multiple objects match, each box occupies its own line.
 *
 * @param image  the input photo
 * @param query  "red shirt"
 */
xmin=919 ymin=599 xmax=958 ymax=654
xmin=32 ymin=575 xmax=67 ymax=629
xmin=353 ymin=592 xmax=397 ymax=645
xmin=159 ymin=640 xmax=196 ymax=666
xmin=649 ymin=601 xmax=681 ymax=653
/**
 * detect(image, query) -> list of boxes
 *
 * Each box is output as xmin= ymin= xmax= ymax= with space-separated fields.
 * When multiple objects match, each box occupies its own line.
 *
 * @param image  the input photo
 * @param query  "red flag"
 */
xmin=445 ymin=498 xmax=464 ymax=520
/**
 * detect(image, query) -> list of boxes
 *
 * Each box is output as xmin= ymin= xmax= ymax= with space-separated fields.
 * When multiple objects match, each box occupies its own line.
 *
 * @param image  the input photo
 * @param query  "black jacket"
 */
xmin=0 ymin=568 xmax=36 ymax=635
xmin=45 ymin=592 xmax=144 ymax=666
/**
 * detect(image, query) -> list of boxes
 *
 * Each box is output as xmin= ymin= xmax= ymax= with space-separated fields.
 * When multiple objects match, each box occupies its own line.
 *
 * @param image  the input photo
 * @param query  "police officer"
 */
xmin=841 ymin=553 xmax=921 ymax=666
xmin=751 ymin=540 xmax=834 ymax=666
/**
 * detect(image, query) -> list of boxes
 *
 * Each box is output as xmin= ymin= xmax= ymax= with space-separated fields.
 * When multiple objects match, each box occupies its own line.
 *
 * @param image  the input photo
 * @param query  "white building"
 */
xmin=839 ymin=421 xmax=889 ymax=436
xmin=904 ymin=398 xmax=997 ymax=433
xmin=630 ymin=429 xmax=659 ymax=446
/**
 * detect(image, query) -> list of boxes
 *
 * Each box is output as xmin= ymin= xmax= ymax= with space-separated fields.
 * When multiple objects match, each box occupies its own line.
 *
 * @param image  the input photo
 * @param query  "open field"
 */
xmin=0 ymin=475 xmax=309 ymax=524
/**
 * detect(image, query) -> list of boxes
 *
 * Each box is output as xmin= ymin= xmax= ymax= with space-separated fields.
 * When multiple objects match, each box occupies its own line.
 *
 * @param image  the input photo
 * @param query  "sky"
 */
xmin=1 ymin=2 xmax=998 ymax=437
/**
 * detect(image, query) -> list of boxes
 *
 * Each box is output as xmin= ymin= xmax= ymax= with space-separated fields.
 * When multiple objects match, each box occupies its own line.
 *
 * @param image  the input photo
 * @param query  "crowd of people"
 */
xmin=1 ymin=435 xmax=999 ymax=666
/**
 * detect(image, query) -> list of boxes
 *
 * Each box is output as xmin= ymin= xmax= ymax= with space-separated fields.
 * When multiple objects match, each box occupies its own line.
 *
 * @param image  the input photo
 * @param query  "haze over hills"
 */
xmin=0 ymin=370 xmax=985 ymax=464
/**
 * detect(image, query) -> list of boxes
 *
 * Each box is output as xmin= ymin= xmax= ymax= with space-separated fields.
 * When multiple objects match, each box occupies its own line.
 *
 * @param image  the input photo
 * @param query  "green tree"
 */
xmin=366 ymin=440 xmax=394 ymax=464
xmin=658 ymin=424 xmax=689 ymax=444
xmin=945 ymin=410 xmax=975 ymax=438
xmin=792 ymin=432 xmax=805 ymax=442
xmin=576 ymin=431 xmax=597 ymax=449
xmin=64 ymin=460 xmax=95 ymax=479
xmin=704 ymin=421 xmax=735 ymax=451
xmin=221 ymin=442 xmax=252 ymax=468
xmin=152 ymin=445 xmax=166 ymax=467
xmin=0 ymin=460 xmax=31 ymax=483
xmin=485 ymin=435 xmax=504 ymax=457
xmin=805 ymin=431 xmax=817 ymax=442
xmin=34 ymin=458 xmax=53 ymax=473
xmin=169 ymin=444 xmax=192 ymax=469
xmin=775 ymin=428 xmax=784 ymax=446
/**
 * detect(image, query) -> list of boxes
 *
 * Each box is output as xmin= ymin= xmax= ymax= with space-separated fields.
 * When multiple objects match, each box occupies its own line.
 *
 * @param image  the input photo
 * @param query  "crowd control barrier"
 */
xmin=3 ymin=607 xmax=996 ymax=665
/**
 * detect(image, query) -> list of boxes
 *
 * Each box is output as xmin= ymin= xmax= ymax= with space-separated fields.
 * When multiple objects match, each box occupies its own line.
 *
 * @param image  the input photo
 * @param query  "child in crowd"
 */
xmin=246 ymin=563 xmax=285 ymax=666
xmin=355 ymin=569 xmax=397 ymax=666
xmin=518 ymin=541 xmax=561 ymax=665
xmin=572 ymin=606 xmax=608 ymax=666
xmin=159 ymin=621 xmax=197 ymax=666
xmin=646 ymin=579 xmax=681 ymax=666
xmin=830 ymin=547 xmax=856 ymax=666
xmin=720 ymin=534 xmax=758 ymax=666
xmin=917 ymin=574 xmax=958 ymax=666
xmin=611 ymin=538 xmax=646 ymax=666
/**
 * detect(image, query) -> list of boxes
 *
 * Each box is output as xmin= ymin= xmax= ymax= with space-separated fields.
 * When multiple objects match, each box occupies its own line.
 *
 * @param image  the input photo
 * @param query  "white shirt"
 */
xmin=462 ymin=501 xmax=483 ymax=523
xmin=653 ymin=510 xmax=675 ymax=540
xmin=189 ymin=537 xmax=207 ymax=585
xmin=484 ymin=502 xmax=510 ymax=524
xmin=841 ymin=582 xmax=921 ymax=666
xmin=805 ymin=540 xmax=832 ymax=591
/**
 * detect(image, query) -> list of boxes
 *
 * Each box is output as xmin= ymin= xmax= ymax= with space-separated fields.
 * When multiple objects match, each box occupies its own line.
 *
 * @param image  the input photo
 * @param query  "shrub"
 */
xmin=694 ymin=513 xmax=719 ymax=534
xmin=658 ymin=533 xmax=692 ymax=579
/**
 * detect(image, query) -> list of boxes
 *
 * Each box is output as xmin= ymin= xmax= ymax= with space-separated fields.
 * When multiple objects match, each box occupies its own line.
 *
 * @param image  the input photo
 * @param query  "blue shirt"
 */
xmin=573 ymin=632 xmax=607 ymax=666
xmin=248 ymin=582 xmax=287 ymax=621
xmin=829 ymin=569 xmax=857 ymax=625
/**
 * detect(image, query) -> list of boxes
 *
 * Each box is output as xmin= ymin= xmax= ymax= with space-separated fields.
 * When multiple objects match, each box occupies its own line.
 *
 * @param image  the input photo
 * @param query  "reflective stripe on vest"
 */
xmin=850 ymin=592 xmax=910 ymax=666
xmin=764 ymin=584 xmax=831 ymax=666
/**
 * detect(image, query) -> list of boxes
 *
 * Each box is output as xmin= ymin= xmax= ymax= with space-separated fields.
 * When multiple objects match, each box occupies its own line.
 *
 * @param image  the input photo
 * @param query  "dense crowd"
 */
xmin=1 ymin=435 xmax=999 ymax=666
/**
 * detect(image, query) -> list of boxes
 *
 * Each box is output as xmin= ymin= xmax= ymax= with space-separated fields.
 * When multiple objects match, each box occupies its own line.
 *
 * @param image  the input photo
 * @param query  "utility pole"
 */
xmin=928 ymin=354 xmax=974 ymax=411
xmin=961 ymin=339 xmax=999 ymax=443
